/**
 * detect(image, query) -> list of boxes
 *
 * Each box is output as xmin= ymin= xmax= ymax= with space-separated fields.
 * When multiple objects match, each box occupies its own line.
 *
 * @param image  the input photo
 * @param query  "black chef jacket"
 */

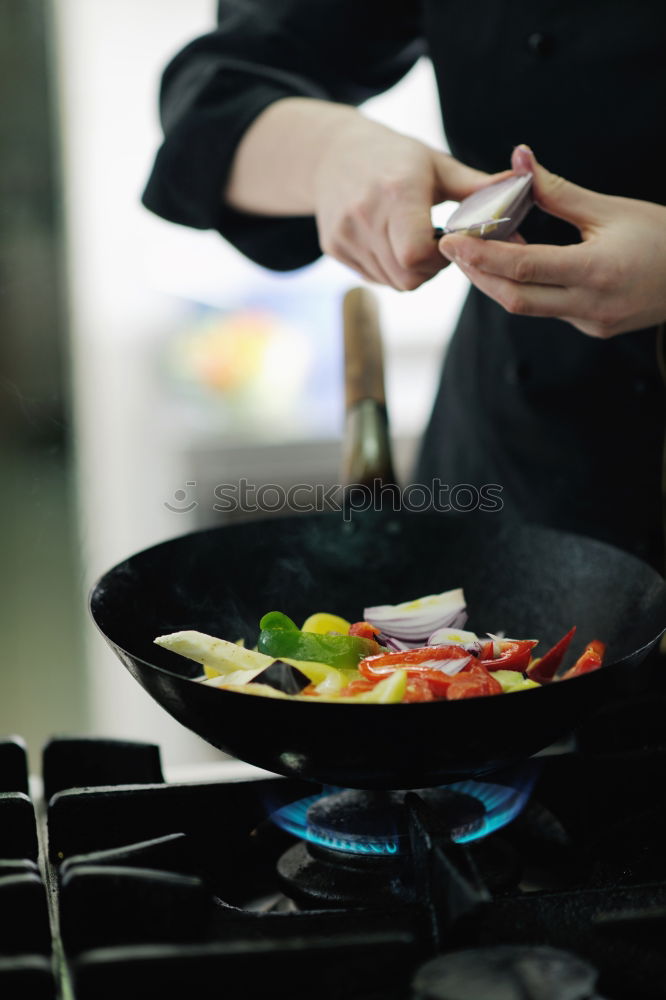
xmin=143 ymin=0 xmax=666 ymax=571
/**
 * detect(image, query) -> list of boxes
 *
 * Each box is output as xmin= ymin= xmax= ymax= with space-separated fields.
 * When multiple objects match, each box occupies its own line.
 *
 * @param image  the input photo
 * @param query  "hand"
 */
xmin=438 ymin=145 xmax=666 ymax=337
xmin=312 ymin=114 xmax=510 ymax=291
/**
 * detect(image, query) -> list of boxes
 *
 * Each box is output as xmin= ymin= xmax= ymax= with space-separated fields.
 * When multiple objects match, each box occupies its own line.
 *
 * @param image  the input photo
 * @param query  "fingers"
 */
xmin=510 ymin=144 xmax=608 ymax=231
xmin=452 ymin=257 xmax=584 ymax=320
xmin=380 ymin=172 xmax=451 ymax=286
xmin=343 ymin=250 xmax=394 ymax=287
xmin=315 ymin=133 xmax=495 ymax=291
xmin=384 ymin=220 xmax=446 ymax=290
xmin=440 ymin=232 xmax=617 ymax=334
xmin=330 ymin=208 xmax=447 ymax=290
xmin=433 ymin=154 xmax=514 ymax=202
xmin=438 ymin=233 xmax=588 ymax=287
xmin=357 ymin=178 xmax=448 ymax=289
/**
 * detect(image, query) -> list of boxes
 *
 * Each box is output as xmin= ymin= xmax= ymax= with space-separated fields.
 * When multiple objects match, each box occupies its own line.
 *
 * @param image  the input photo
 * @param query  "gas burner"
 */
xmin=273 ymin=787 xmax=487 ymax=909
xmin=277 ymin=840 xmax=408 ymax=908
xmin=269 ymin=763 xmax=538 ymax=856
xmin=4 ymin=727 xmax=666 ymax=1000
xmin=412 ymin=945 xmax=605 ymax=1000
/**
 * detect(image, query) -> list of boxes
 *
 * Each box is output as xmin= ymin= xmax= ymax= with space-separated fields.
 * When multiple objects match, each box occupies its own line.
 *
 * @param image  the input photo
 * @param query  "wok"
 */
xmin=90 ymin=290 xmax=666 ymax=789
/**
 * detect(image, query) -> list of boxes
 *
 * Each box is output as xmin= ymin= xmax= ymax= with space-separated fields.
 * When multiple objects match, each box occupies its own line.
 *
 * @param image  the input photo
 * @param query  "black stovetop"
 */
xmin=2 ymin=690 xmax=666 ymax=1000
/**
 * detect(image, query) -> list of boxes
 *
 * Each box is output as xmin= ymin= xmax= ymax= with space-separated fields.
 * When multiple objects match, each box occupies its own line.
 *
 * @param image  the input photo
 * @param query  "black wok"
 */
xmin=90 ymin=290 xmax=666 ymax=789
xmin=91 ymin=511 xmax=666 ymax=788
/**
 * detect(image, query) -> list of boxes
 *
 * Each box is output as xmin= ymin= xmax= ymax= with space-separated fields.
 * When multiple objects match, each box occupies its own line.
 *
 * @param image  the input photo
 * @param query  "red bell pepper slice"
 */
xmin=345 ymin=655 xmax=503 ymax=702
xmin=561 ymin=640 xmax=606 ymax=680
xmin=348 ymin=621 xmax=381 ymax=640
xmin=527 ymin=627 xmax=577 ymax=684
xmin=359 ymin=644 xmax=470 ymax=679
xmin=479 ymin=639 xmax=538 ymax=673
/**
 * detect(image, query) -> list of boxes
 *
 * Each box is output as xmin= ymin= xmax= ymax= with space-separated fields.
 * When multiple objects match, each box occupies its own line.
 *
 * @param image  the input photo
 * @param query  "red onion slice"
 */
xmin=429 ymin=655 xmax=472 ymax=676
xmin=445 ymin=173 xmax=533 ymax=242
xmin=428 ymin=627 xmax=481 ymax=655
xmin=364 ymin=588 xmax=467 ymax=642
xmin=487 ymin=632 xmax=505 ymax=657
xmin=378 ymin=634 xmax=414 ymax=652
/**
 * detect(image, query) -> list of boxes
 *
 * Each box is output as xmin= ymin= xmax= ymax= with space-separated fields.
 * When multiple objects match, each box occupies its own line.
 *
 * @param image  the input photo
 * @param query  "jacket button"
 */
xmin=527 ymin=32 xmax=554 ymax=56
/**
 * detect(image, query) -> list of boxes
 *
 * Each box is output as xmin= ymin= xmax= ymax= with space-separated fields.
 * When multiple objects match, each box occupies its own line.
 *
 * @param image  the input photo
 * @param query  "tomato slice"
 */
xmin=415 ymin=670 xmax=459 ymax=697
xmin=527 ymin=627 xmax=576 ymax=684
xmin=338 ymin=678 xmax=377 ymax=697
xmin=402 ymin=678 xmax=438 ymax=702
xmin=348 ymin=621 xmax=381 ymax=639
xmin=359 ymin=644 xmax=470 ymax=679
xmin=342 ymin=674 xmax=446 ymax=702
xmin=561 ymin=640 xmax=606 ymax=680
xmin=479 ymin=639 xmax=538 ymax=672
xmin=446 ymin=662 xmax=503 ymax=699
xmin=478 ymin=640 xmax=494 ymax=660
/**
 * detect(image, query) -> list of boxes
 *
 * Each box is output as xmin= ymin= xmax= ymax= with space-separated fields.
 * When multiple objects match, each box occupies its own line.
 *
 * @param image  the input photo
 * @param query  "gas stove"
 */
xmin=3 ymin=689 xmax=666 ymax=1000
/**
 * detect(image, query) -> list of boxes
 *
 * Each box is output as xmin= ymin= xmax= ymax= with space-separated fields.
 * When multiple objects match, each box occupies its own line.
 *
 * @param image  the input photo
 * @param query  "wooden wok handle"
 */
xmin=341 ymin=287 xmax=397 ymax=490
xmin=343 ymin=287 xmax=386 ymax=410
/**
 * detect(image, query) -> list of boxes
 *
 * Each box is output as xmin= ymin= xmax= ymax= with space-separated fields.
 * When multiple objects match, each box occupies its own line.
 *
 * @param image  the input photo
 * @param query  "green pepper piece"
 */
xmin=259 ymin=611 xmax=299 ymax=631
xmin=258 ymin=628 xmax=381 ymax=670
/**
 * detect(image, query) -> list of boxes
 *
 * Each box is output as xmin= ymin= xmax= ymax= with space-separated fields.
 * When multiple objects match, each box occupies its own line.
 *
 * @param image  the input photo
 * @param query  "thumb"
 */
xmin=433 ymin=152 xmax=513 ymax=203
xmin=512 ymin=144 xmax=607 ymax=230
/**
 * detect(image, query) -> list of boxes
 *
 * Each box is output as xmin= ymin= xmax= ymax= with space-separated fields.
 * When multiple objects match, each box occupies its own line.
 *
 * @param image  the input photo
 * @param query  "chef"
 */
xmin=142 ymin=1 xmax=666 ymax=572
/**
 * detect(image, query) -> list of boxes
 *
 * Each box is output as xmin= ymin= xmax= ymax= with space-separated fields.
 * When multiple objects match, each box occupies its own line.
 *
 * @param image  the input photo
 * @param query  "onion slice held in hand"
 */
xmin=444 ymin=173 xmax=534 ymax=241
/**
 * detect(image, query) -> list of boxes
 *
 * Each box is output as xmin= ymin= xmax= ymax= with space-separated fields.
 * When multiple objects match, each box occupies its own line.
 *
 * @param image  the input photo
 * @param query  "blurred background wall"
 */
xmin=0 ymin=0 xmax=86 ymax=770
xmin=1 ymin=0 xmax=471 ymax=768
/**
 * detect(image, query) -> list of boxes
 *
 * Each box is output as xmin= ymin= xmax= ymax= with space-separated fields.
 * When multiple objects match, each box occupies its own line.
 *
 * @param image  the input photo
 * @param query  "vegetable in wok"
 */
xmin=154 ymin=588 xmax=606 ymax=703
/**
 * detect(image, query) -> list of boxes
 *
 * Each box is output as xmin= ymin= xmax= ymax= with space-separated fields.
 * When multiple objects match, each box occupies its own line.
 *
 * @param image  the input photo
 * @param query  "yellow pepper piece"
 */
xmin=359 ymin=669 xmax=407 ymax=703
xmin=493 ymin=669 xmax=541 ymax=693
xmin=219 ymin=668 xmax=407 ymax=703
xmin=280 ymin=658 xmax=344 ymax=686
xmin=318 ymin=669 xmax=407 ymax=704
xmin=301 ymin=612 xmax=351 ymax=635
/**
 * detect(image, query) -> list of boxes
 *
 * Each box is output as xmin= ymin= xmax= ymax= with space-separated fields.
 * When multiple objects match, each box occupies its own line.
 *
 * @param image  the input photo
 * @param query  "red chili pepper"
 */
xmin=359 ymin=644 xmax=470 ymax=679
xmin=527 ymin=627 xmax=577 ymax=684
xmin=479 ymin=639 xmax=538 ymax=672
xmin=348 ymin=621 xmax=381 ymax=640
xmin=561 ymin=640 xmax=606 ymax=680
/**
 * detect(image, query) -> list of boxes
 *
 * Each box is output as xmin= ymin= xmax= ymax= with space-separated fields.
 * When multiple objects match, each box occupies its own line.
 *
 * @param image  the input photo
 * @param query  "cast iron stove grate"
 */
xmin=2 ymin=693 xmax=666 ymax=1000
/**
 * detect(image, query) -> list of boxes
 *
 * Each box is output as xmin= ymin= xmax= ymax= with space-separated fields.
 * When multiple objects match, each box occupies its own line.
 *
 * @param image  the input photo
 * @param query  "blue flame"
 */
xmin=271 ymin=791 xmax=402 ymax=854
xmin=270 ymin=765 xmax=537 ymax=855
xmin=447 ymin=775 xmax=534 ymax=844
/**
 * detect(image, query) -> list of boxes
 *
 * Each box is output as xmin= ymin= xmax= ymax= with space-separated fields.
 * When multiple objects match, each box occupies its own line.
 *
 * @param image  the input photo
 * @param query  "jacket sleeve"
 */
xmin=141 ymin=0 xmax=425 ymax=270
